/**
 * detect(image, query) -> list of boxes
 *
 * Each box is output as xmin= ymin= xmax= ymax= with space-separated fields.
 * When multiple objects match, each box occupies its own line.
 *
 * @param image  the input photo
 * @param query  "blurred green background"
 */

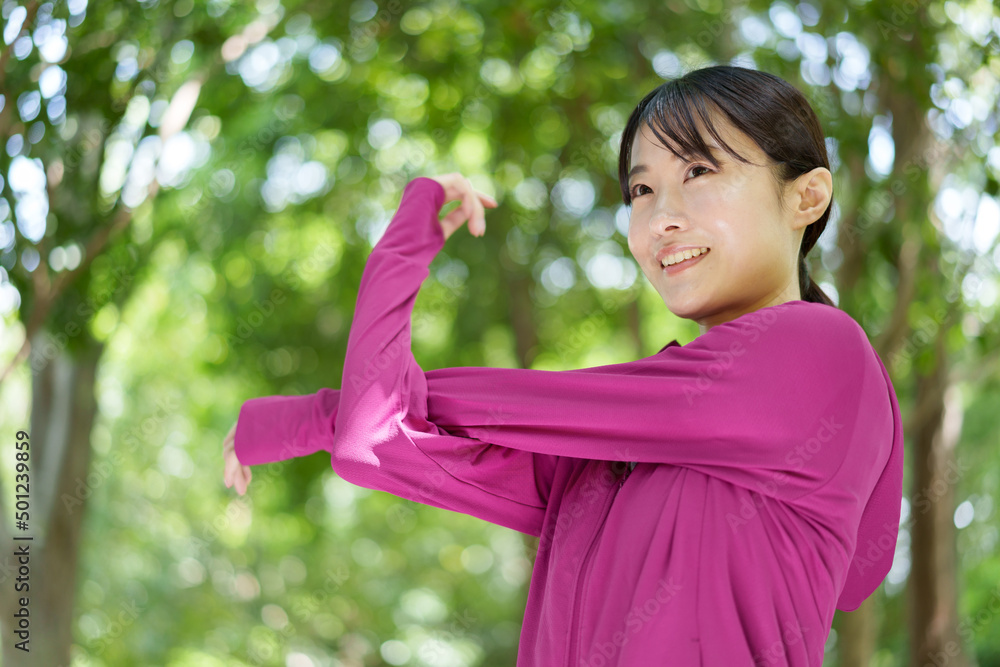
xmin=1 ymin=0 xmax=999 ymax=665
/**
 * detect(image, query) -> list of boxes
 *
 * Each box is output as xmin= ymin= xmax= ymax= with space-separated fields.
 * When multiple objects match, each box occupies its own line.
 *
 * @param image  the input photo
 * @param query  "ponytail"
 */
xmin=798 ymin=254 xmax=835 ymax=306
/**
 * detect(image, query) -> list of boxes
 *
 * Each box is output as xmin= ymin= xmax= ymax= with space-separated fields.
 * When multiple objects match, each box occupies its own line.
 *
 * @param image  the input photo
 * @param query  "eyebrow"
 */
xmin=629 ymin=144 xmax=723 ymax=182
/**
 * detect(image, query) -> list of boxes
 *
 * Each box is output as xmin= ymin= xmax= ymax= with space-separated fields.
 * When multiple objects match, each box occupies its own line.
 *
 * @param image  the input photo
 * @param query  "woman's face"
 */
xmin=626 ymin=117 xmax=830 ymax=335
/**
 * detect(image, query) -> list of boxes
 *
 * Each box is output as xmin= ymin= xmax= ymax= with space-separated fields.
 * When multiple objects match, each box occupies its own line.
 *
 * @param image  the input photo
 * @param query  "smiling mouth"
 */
xmin=659 ymin=248 xmax=710 ymax=271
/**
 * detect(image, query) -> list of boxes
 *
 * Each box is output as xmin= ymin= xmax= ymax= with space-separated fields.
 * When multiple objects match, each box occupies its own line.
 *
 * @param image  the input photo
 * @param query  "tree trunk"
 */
xmin=507 ymin=269 xmax=540 ymax=371
xmin=837 ymin=596 xmax=878 ymax=665
xmin=0 ymin=332 xmax=104 ymax=667
xmin=502 ymin=266 xmax=542 ymax=564
xmin=837 ymin=13 xmax=936 ymax=653
xmin=908 ymin=330 xmax=969 ymax=667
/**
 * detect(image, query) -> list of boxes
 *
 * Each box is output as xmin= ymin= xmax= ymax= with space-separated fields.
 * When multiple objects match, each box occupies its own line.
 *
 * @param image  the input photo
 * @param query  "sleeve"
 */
xmin=231 ymin=344 xmax=673 ymax=467
xmin=420 ymin=301 xmax=873 ymax=504
xmin=234 ymin=388 xmax=340 ymax=466
xmin=328 ymin=176 xmax=560 ymax=537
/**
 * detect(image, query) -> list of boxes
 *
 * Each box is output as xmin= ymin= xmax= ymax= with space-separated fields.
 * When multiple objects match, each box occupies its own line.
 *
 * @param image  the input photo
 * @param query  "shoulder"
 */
xmin=766 ymin=301 xmax=869 ymax=348
xmin=707 ymin=300 xmax=874 ymax=374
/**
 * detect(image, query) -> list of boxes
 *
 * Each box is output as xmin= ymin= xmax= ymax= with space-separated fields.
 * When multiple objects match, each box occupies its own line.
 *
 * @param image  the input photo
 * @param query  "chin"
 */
xmin=661 ymin=294 xmax=706 ymax=320
xmin=663 ymin=297 xmax=701 ymax=319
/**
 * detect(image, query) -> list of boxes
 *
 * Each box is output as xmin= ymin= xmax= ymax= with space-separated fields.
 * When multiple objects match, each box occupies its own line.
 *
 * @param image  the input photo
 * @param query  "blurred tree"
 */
xmin=1 ymin=0 xmax=998 ymax=665
xmin=0 ymin=0 xmax=278 ymax=664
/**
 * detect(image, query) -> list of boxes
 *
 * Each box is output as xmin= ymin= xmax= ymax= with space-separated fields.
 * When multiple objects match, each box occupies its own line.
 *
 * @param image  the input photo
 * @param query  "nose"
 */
xmin=648 ymin=201 xmax=687 ymax=236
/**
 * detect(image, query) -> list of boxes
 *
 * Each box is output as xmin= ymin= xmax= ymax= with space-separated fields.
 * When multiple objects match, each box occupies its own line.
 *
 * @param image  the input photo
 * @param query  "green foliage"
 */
xmin=2 ymin=0 xmax=999 ymax=665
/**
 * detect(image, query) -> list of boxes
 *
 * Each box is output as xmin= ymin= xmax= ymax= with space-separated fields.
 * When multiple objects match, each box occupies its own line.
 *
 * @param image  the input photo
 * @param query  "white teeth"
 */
xmin=661 ymin=247 xmax=709 ymax=267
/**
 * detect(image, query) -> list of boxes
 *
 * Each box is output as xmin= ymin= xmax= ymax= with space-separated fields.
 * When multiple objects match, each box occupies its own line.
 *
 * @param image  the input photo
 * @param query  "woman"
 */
xmin=223 ymin=65 xmax=903 ymax=665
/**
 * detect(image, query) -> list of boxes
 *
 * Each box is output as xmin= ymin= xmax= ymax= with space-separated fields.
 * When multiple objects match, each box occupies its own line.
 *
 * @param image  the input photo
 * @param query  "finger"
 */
xmin=474 ymin=195 xmax=486 ymax=236
xmin=440 ymin=207 xmax=464 ymax=238
xmin=229 ymin=454 xmax=241 ymax=489
xmin=464 ymin=184 xmax=484 ymax=235
xmin=224 ymin=453 xmax=236 ymax=488
xmin=461 ymin=179 xmax=481 ymax=236
xmin=463 ymin=187 xmax=476 ymax=231
xmin=479 ymin=192 xmax=498 ymax=208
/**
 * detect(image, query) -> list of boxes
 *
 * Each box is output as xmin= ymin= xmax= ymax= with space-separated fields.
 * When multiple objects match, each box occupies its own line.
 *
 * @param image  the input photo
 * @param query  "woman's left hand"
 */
xmin=427 ymin=172 xmax=498 ymax=241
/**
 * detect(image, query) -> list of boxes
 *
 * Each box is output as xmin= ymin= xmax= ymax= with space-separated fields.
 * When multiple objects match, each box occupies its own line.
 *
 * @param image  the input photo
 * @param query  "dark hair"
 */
xmin=618 ymin=65 xmax=835 ymax=307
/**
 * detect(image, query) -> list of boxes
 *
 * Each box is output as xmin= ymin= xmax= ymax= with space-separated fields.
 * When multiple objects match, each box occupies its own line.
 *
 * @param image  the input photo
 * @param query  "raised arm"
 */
xmin=311 ymin=176 xmax=561 ymax=536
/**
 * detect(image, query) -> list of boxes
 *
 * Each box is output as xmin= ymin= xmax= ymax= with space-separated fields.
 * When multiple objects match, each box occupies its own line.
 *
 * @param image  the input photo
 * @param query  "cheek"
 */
xmin=705 ymin=219 xmax=754 ymax=272
xmin=714 ymin=171 xmax=755 ymax=203
xmin=692 ymin=186 xmax=734 ymax=211
xmin=626 ymin=225 xmax=642 ymax=255
xmin=724 ymin=238 xmax=777 ymax=279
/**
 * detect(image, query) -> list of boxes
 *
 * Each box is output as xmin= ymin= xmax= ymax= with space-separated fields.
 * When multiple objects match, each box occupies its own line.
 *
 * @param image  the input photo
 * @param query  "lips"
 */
xmin=655 ymin=245 xmax=711 ymax=266
xmin=660 ymin=248 xmax=709 ymax=275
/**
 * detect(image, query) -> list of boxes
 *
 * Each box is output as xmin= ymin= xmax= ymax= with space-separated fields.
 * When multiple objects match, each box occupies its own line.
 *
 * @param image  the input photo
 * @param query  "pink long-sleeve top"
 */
xmin=235 ymin=176 xmax=904 ymax=666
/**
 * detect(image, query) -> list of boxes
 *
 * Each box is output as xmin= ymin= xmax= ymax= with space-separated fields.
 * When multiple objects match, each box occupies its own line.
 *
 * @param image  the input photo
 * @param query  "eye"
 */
xmin=629 ymin=165 xmax=713 ymax=200
xmin=687 ymin=165 xmax=712 ymax=178
xmin=630 ymin=183 xmax=651 ymax=198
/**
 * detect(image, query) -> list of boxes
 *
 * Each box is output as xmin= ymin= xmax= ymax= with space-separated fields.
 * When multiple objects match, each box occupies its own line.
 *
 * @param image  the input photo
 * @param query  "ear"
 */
xmin=791 ymin=167 xmax=833 ymax=232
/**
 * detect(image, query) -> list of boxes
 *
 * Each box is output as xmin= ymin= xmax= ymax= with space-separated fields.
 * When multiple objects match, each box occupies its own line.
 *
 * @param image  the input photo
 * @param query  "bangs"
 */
xmin=639 ymin=87 xmax=753 ymax=171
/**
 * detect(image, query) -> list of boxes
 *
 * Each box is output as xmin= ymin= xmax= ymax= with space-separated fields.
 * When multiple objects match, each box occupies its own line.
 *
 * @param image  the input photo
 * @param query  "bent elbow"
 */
xmin=329 ymin=433 xmax=379 ymax=488
xmin=329 ymin=439 xmax=360 ymax=483
xmin=329 ymin=449 xmax=352 ymax=481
